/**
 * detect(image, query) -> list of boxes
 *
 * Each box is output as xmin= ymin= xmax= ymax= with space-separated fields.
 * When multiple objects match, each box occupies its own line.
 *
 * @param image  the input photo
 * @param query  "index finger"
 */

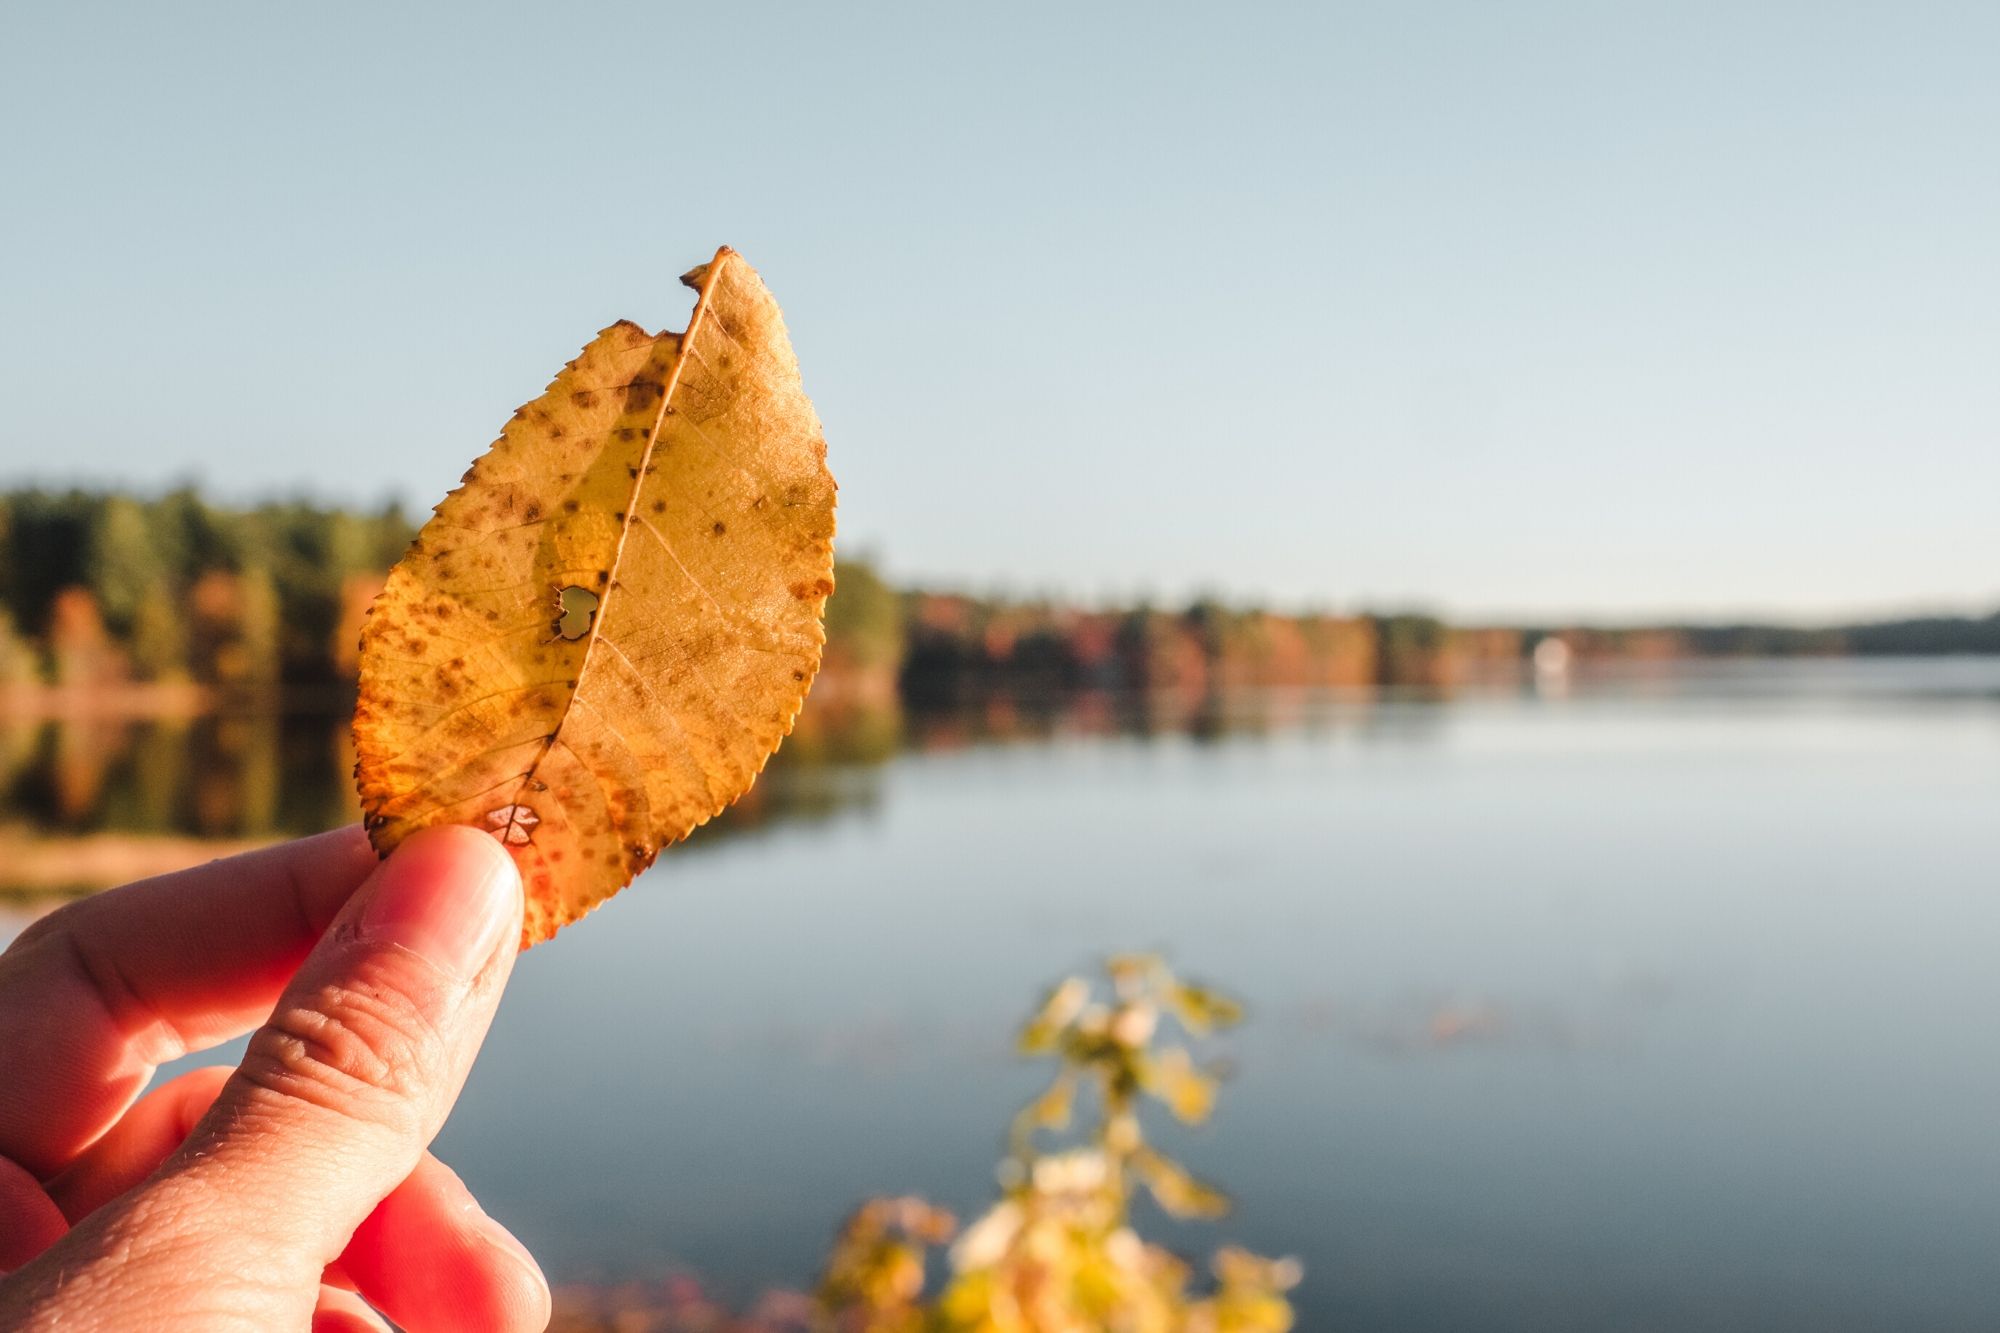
xmin=0 ymin=827 xmax=379 ymax=1177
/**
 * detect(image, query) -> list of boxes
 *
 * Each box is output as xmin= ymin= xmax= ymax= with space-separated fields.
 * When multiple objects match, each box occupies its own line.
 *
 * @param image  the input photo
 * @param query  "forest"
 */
xmin=1 ymin=488 xmax=1994 ymax=711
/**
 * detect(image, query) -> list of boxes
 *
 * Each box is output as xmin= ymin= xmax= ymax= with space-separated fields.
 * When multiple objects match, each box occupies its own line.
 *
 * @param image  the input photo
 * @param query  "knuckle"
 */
xmin=237 ymin=963 xmax=445 ymax=1135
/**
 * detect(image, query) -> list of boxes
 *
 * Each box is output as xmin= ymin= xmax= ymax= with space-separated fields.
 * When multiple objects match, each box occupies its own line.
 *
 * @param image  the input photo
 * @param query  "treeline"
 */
xmin=1508 ymin=615 xmax=2000 ymax=660
xmin=890 ymin=592 xmax=1454 ymax=696
xmin=0 ymin=488 xmax=1994 ymax=705
xmin=0 ymin=489 xmax=410 ymax=697
xmin=0 ymin=489 xmax=1450 ymax=700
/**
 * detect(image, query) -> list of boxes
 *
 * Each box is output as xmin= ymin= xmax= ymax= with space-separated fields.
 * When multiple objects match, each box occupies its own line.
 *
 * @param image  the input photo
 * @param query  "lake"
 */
xmin=6 ymin=658 xmax=1999 ymax=1329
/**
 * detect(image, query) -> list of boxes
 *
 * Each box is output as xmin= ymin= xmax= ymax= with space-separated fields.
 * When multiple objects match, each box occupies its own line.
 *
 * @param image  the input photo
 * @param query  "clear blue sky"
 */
xmin=3 ymin=2 xmax=1994 ymax=620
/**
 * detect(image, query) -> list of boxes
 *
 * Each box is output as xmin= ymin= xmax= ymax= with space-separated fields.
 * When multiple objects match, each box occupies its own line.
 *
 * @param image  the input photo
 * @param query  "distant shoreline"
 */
xmin=0 ymin=826 xmax=277 ymax=896
xmin=2 ymin=648 xmax=1997 ymax=725
xmin=3 ymin=491 xmax=1995 ymax=711
xmin=0 ymin=680 xmax=216 ymax=720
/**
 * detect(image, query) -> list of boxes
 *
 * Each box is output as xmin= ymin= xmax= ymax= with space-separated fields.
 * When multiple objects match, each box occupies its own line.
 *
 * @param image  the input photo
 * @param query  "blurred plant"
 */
xmin=1005 ymin=953 xmax=1241 ymax=1221
xmin=816 ymin=956 xmax=1298 ymax=1333
xmin=817 ymin=1196 xmax=958 ymax=1333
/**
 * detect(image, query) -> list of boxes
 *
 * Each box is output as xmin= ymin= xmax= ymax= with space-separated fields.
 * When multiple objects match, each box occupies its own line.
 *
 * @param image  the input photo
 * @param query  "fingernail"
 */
xmin=439 ymin=1170 xmax=550 ymax=1310
xmin=474 ymin=1210 xmax=550 ymax=1297
xmin=359 ymin=827 xmax=521 ymax=979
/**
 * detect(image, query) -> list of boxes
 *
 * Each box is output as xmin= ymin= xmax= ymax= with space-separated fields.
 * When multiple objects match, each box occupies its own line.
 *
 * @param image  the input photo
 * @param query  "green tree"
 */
xmin=84 ymin=495 xmax=168 ymax=634
xmin=129 ymin=583 xmax=190 ymax=682
xmin=825 ymin=558 xmax=907 ymax=675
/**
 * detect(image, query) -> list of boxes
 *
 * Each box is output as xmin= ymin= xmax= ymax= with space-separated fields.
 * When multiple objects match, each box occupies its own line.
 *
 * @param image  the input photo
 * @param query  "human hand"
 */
xmin=0 ymin=824 xmax=550 ymax=1332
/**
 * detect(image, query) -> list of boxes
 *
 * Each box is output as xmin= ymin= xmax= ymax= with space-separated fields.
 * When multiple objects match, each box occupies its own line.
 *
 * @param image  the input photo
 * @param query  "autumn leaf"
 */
xmin=1141 ymin=1045 xmax=1219 ymax=1124
xmin=1131 ymin=1146 xmax=1232 ymax=1220
xmin=1019 ymin=977 xmax=1089 ymax=1054
xmin=353 ymin=247 xmax=836 ymax=945
xmin=1167 ymin=979 xmax=1245 ymax=1035
xmin=1017 ymin=1073 xmax=1077 ymax=1137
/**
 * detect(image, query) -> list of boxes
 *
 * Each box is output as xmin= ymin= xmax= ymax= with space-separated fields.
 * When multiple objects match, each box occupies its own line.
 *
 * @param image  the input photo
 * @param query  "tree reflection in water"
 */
xmin=0 ymin=684 xmax=1420 ymax=897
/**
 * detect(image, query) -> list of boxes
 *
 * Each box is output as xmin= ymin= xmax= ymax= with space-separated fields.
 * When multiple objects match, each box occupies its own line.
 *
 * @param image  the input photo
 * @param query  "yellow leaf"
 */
xmin=1168 ymin=981 xmax=1245 ymax=1035
xmin=1144 ymin=1046 xmax=1219 ymax=1124
xmin=353 ymin=247 xmax=836 ymax=945
xmin=1019 ymin=1075 xmax=1076 ymax=1134
xmin=1132 ymin=1147 xmax=1232 ymax=1220
xmin=1019 ymin=977 xmax=1089 ymax=1053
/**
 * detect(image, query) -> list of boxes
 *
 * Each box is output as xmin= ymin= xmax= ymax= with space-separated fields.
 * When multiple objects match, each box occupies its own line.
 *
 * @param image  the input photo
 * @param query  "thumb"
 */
xmin=168 ymin=823 xmax=523 ymax=1270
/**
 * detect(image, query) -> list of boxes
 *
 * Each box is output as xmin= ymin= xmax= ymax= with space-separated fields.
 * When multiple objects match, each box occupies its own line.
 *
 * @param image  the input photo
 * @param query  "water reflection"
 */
xmin=0 ymin=684 xmax=1448 ymax=896
xmin=9 ymin=655 xmax=1994 ymax=898
xmin=6 ymin=661 xmax=2000 ymax=1330
xmin=4 ymin=660 xmax=1992 ymax=900
xmin=0 ymin=711 xmax=346 ymax=841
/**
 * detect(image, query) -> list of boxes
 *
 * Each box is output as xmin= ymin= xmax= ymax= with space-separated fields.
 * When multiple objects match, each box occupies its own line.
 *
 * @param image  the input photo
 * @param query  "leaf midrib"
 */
xmin=499 ymin=248 xmax=736 ymax=843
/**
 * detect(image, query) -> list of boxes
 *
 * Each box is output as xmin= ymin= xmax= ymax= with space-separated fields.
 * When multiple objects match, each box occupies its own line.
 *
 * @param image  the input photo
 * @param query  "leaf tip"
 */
xmin=680 ymin=245 xmax=740 ymax=291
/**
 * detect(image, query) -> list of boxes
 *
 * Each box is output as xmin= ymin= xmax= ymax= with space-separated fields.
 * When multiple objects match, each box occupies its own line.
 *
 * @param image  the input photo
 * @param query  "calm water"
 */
xmin=13 ymin=659 xmax=2000 ymax=1328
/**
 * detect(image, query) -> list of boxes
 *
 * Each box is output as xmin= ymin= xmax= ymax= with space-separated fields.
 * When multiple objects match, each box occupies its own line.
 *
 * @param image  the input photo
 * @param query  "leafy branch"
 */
xmin=817 ymin=955 xmax=1298 ymax=1333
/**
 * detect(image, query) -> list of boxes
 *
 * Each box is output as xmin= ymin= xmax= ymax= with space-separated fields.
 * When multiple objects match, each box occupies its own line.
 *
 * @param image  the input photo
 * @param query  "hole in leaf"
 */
xmin=484 ymin=803 xmax=540 ymax=846
xmin=555 ymin=585 xmax=600 ymax=640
